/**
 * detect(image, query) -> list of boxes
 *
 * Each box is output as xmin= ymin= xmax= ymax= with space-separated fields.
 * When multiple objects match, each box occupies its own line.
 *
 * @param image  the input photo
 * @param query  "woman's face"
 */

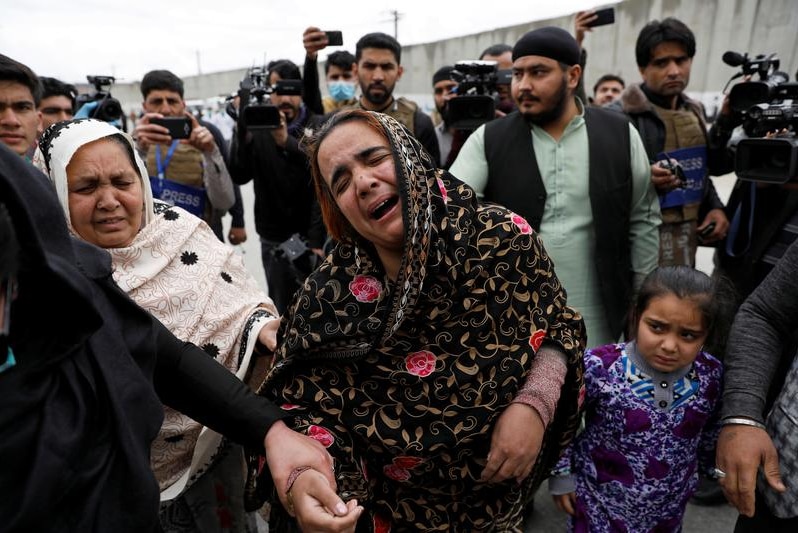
xmin=66 ymin=138 xmax=144 ymax=248
xmin=318 ymin=120 xmax=404 ymax=265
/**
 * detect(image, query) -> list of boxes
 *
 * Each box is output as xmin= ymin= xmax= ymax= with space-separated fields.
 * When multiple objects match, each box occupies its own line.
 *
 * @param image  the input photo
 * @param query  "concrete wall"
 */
xmin=102 ymin=0 xmax=798 ymax=116
xmin=398 ymin=0 xmax=798 ymax=107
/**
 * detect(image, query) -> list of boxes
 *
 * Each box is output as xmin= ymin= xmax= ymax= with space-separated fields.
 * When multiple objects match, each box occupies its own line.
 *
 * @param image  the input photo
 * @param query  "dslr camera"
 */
xmin=236 ymin=67 xmax=302 ymax=130
xmin=75 ymin=75 xmax=123 ymax=122
xmin=445 ymin=60 xmax=511 ymax=130
xmin=723 ymin=51 xmax=798 ymax=183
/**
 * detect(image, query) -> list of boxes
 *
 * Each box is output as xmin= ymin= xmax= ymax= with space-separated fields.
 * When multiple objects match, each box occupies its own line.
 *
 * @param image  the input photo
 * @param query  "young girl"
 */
xmin=549 ymin=266 xmax=734 ymax=532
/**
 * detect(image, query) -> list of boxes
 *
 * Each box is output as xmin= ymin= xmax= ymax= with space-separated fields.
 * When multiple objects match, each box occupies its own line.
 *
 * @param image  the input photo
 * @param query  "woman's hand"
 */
xmin=480 ymin=403 xmax=545 ymax=484
xmin=289 ymin=468 xmax=363 ymax=533
xmin=552 ymin=492 xmax=577 ymax=515
xmin=263 ymin=421 xmax=342 ymax=514
xmin=257 ymin=318 xmax=280 ymax=352
xmin=716 ymin=424 xmax=786 ymax=517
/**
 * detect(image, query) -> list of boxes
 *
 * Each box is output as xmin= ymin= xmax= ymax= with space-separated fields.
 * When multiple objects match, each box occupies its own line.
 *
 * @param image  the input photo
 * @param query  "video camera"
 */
xmin=75 ymin=75 xmax=123 ymax=122
xmin=236 ymin=67 xmax=303 ymax=130
xmin=445 ymin=61 xmax=511 ymax=130
xmin=722 ymin=51 xmax=798 ymax=183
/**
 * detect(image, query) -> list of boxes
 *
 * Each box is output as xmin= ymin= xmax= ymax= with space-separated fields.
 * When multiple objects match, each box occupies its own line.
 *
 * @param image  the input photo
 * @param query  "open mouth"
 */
xmin=369 ymin=195 xmax=399 ymax=220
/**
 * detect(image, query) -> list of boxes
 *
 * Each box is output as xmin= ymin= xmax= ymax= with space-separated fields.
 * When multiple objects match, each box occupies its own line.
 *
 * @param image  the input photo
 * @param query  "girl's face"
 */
xmin=317 ymin=120 xmax=404 ymax=269
xmin=636 ymin=293 xmax=708 ymax=373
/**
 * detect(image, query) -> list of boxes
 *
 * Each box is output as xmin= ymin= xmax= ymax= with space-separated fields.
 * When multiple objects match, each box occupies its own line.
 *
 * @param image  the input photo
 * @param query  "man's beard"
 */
xmin=279 ymin=104 xmax=298 ymax=123
xmin=361 ymin=82 xmax=392 ymax=106
xmin=520 ymin=77 xmax=569 ymax=127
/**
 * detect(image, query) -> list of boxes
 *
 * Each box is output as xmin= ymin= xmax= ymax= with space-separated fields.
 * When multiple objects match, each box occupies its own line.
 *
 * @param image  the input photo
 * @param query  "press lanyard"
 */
xmin=155 ymin=140 xmax=180 ymax=179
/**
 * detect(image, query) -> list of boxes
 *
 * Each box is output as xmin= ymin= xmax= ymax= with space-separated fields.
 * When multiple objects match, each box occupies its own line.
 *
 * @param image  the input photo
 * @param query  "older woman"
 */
xmin=39 ymin=118 xmax=280 ymax=531
xmin=250 ymin=110 xmax=586 ymax=531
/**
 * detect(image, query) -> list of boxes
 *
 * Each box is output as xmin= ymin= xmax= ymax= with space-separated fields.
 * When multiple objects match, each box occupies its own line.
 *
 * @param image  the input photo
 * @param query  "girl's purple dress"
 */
xmin=550 ymin=342 xmax=722 ymax=533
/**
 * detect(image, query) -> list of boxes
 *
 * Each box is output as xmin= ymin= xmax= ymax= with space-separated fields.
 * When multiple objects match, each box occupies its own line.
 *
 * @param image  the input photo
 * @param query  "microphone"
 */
xmin=723 ymin=51 xmax=746 ymax=67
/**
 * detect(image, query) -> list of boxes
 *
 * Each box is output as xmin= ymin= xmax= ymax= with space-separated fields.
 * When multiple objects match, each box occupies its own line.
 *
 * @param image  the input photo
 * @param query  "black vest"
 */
xmin=483 ymin=108 xmax=633 ymax=339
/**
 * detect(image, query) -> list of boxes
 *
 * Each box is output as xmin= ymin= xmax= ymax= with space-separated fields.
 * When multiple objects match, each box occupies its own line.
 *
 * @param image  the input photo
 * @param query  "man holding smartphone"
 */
xmin=133 ymin=70 xmax=234 ymax=234
xmin=301 ymin=27 xmax=359 ymax=114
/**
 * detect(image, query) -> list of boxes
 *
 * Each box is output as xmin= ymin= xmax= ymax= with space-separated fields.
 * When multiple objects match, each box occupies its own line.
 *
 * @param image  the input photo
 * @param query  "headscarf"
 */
xmin=42 ymin=118 xmax=278 ymax=500
xmin=39 ymin=118 xmax=155 ymax=231
xmin=254 ymin=112 xmax=585 ymax=530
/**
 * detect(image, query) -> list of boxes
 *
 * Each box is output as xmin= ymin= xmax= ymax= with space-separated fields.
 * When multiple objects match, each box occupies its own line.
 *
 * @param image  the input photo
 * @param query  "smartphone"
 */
xmin=698 ymin=222 xmax=717 ymax=239
xmin=325 ymin=31 xmax=343 ymax=46
xmin=586 ymin=7 xmax=615 ymax=27
xmin=151 ymin=117 xmax=193 ymax=139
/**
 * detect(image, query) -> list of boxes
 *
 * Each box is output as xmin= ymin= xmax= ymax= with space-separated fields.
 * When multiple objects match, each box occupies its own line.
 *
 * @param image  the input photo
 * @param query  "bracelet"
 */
xmin=285 ymin=465 xmax=313 ymax=496
xmin=720 ymin=417 xmax=767 ymax=430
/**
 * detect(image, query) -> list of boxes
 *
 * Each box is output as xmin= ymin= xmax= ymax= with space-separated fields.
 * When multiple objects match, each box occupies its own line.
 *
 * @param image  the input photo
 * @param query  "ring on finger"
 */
xmin=713 ymin=467 xmax=727 ymax=479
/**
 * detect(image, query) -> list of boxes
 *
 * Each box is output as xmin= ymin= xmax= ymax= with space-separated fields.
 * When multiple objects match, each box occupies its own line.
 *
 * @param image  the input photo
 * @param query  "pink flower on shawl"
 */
xmin=529 ymin=329 xmax=546 ymax=352
xmin=405 ymin=350 xmax=437 ymax=377
xmin=373 ymin=513 xmax=392 ymax=533
xmin=437 ymin=178 xmax=449 ymax=203
xmin=307 ymin=425 xmax=335 ymax=448
xmin=392 ymin=456 xmax=425 ymax=469
xmin=383 ymin=464 xmax=411 ymax=482
xmin=280 ymin=403 xmax=302 ymax=411
xmin=511 ymin=213 xmax=533 ymax=234
xmin=349 ymin=275 xmax=382 ymax=303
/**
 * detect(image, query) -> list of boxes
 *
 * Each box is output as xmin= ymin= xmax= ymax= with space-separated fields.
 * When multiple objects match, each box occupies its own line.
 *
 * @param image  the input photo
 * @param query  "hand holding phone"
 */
xmin=586 ymin=7 xmax=615 ymax=28
xmin=150 ymin=117 xmax=193 ymax=139
xmin=324 ymin=31 xmax=343 ymax=46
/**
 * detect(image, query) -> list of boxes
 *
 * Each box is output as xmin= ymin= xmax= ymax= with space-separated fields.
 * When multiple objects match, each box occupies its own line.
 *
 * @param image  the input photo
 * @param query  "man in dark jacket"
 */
xmin=608 ymin=17 xmax=734 ymax=267
xmin=229 ymin=59 xmax=326 ymax=313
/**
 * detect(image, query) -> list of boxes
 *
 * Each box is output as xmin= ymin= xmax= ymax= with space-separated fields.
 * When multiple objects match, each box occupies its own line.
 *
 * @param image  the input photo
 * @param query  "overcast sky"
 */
xmin=4 ymin=0 xmax=609 ymax=84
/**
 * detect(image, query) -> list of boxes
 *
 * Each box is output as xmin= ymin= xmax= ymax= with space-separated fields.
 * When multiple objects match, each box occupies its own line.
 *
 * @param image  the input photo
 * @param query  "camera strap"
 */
xmin=155 ymin=140 xmax=180 ymax=179
xmin=725 ymin=182 xmax=756 ymax=258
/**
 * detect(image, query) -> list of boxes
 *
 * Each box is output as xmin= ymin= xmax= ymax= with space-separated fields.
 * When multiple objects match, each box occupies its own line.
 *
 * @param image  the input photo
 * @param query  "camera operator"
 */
xmin=228 ymin=60 xmax=326 ymax=313
xmin=430 ymin=65 xmax=457 ymax=166
xmin=479 ymin=44 xmax=515 ymax=114
xmin=607 ymin=17 xmax=733 ymax=268
xmin=714 ymin=59 xmax=798 ymax=302
xmin=132 ymin=69 xmax=234 ymax=235
xmin=0 ymin=54 xmax=41 ymax=160
xmin=38 ymin=77 xmax=77 ymax=131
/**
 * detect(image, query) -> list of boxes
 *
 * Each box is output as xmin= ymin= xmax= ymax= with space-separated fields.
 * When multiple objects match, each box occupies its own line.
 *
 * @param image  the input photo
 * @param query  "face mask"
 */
xmin=328 ymin=81 xmax=357 ymax=102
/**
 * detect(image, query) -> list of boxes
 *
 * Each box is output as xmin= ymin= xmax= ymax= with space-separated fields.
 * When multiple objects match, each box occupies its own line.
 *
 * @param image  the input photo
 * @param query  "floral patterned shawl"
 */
xmin=256 ymin=113 xmax=585 ymax=531
xmin=41 ymin=119 xmax=278 ymax=500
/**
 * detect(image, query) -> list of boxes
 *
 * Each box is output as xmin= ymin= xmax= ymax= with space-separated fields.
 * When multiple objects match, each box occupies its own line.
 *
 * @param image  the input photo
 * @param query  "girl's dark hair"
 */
xmin=629 ymin=266 xmax=737 ymax=357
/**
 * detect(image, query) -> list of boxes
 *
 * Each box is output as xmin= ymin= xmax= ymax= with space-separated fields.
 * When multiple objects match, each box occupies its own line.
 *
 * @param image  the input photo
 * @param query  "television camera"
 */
xmin=723 ymin=51 xmax=798 ymax=183
xmin=75 ymin=75 xmax=123 ymax=122
xmin=445 ymin=60 xmax=511 ymax=130
xmin=235 ymin=66 xmax=302 ymax=130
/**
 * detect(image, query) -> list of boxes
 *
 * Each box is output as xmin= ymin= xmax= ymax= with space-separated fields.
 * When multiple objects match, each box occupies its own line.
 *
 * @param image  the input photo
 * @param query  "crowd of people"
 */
xmin=1 ymin=6 xmax=796 ymax=533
